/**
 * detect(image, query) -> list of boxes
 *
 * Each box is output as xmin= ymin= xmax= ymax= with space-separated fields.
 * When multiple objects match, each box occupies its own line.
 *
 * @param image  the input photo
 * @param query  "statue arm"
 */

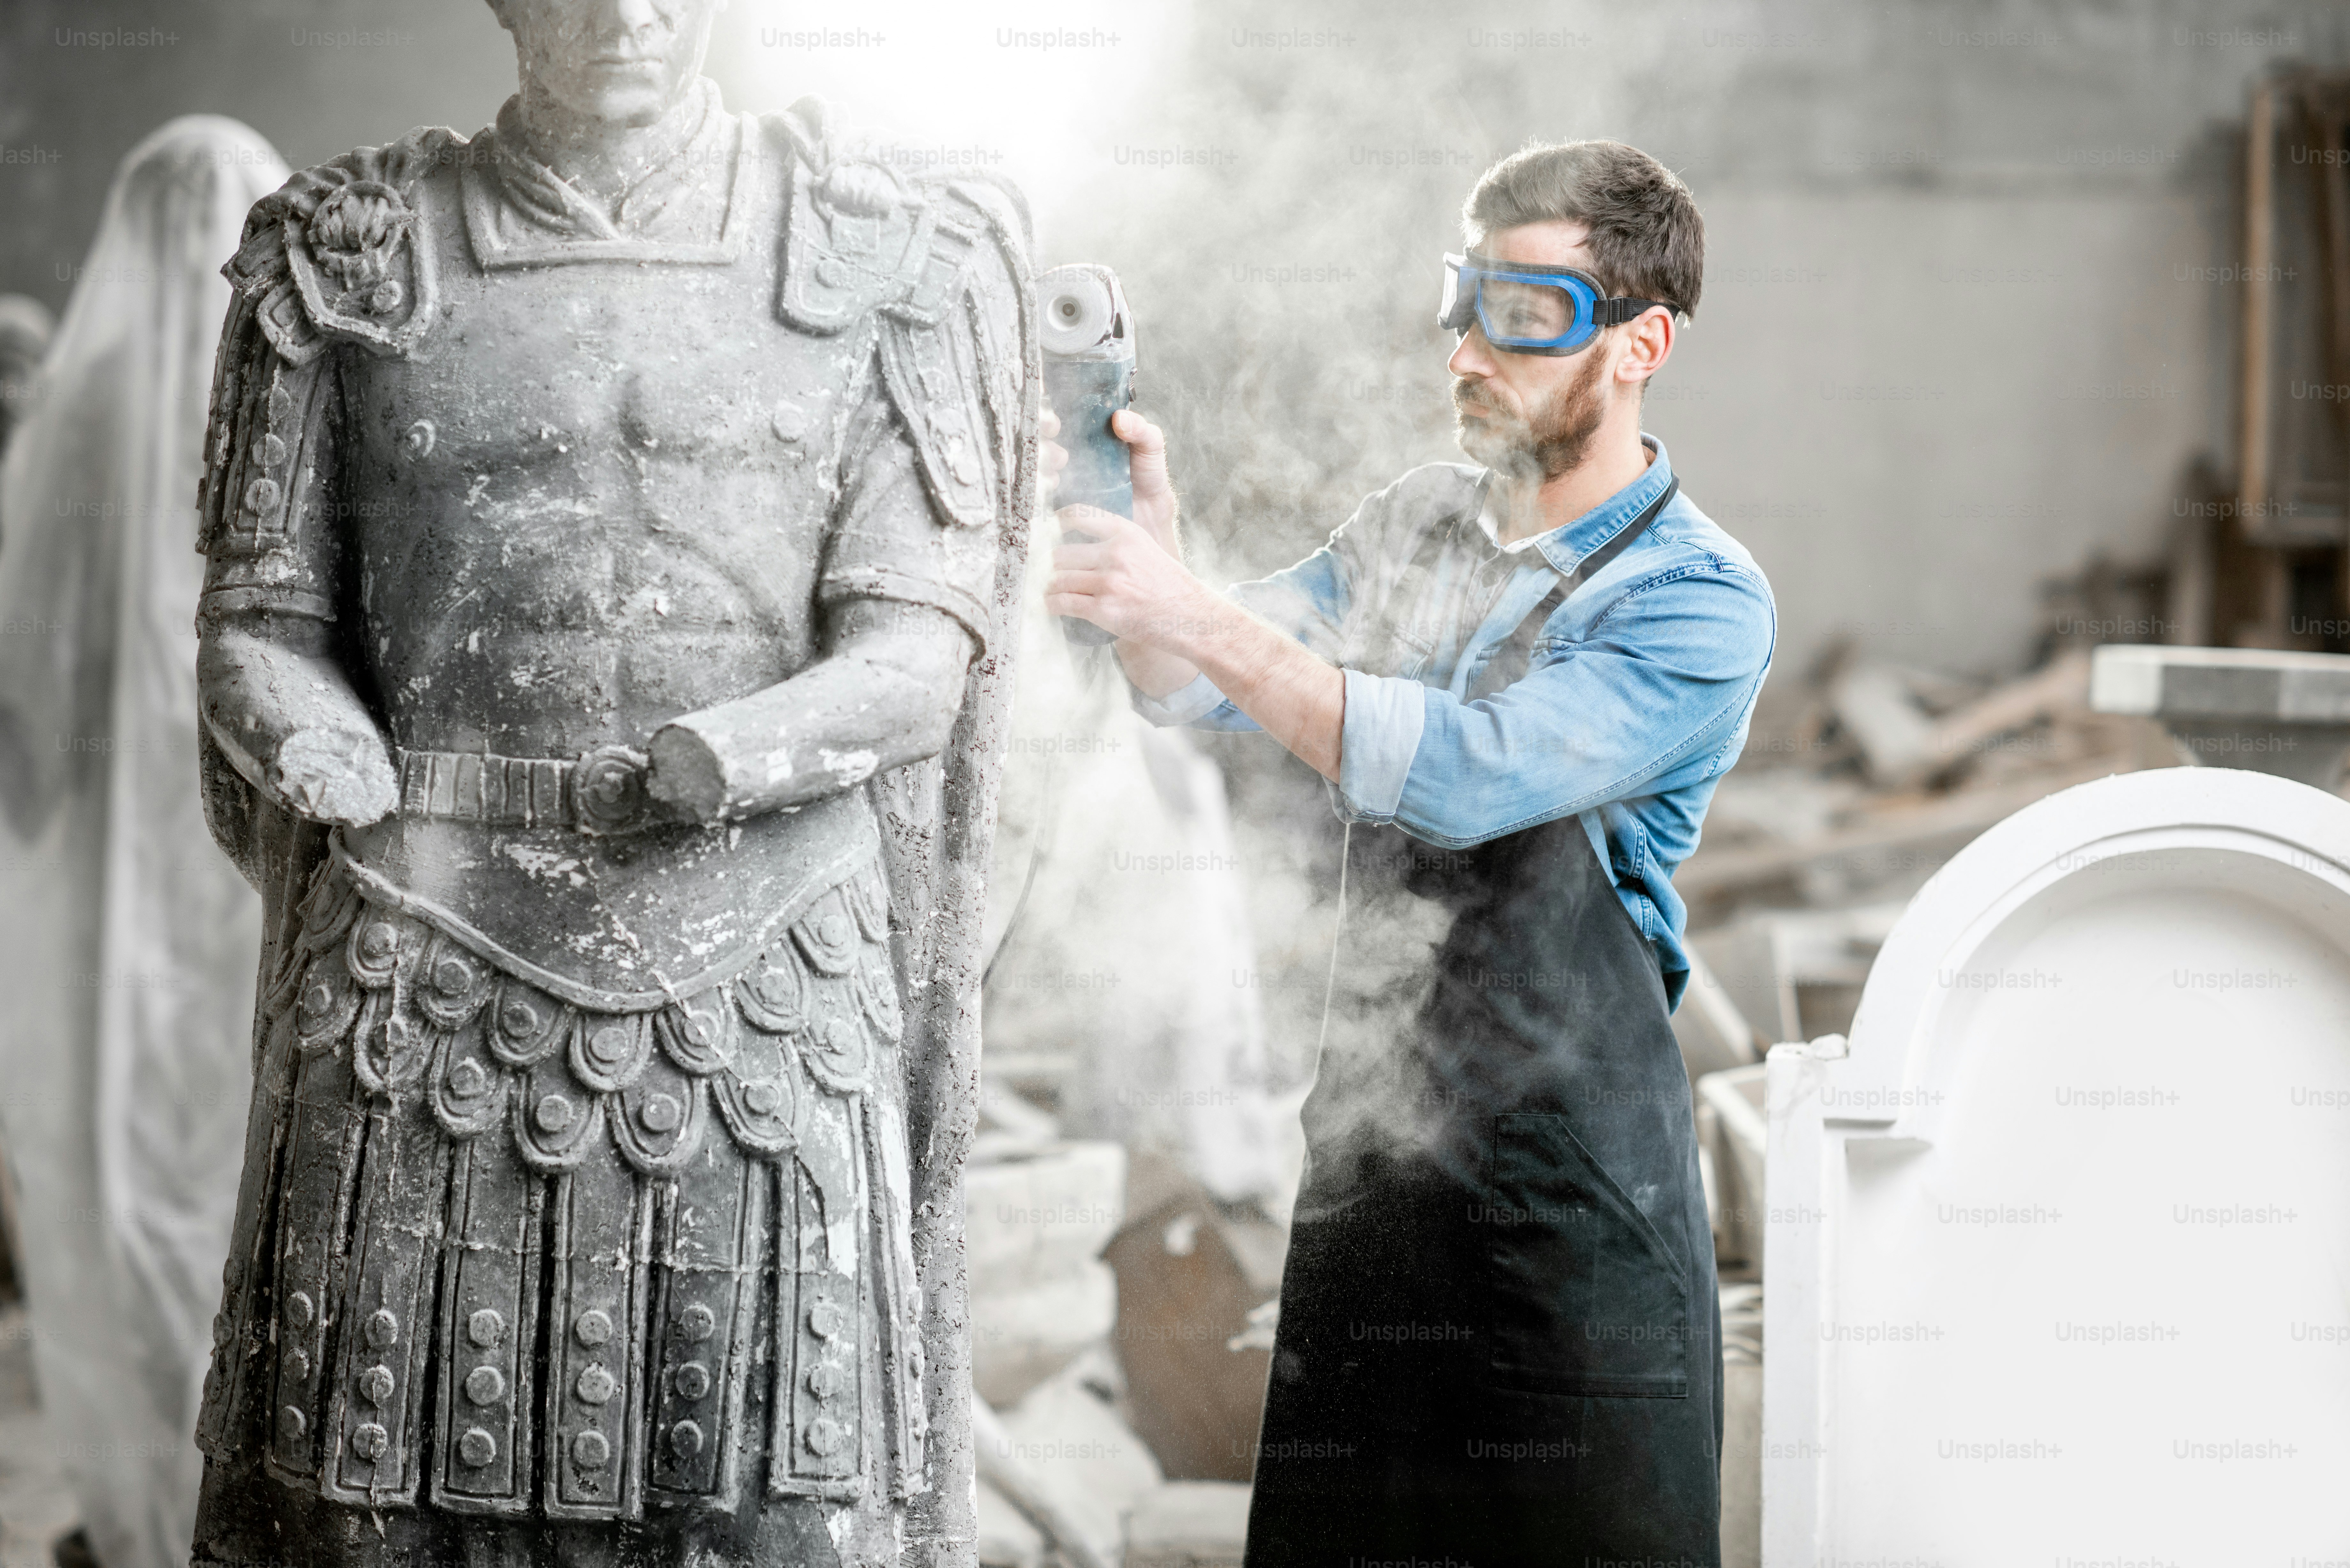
xmin=650 ymin=172 xmax=1032 ymax=826
xmin=646 ymin=396 xmax=989 ymax=822
xmin=199 ymin=616 xmax=397 ymax=830
xmin=193 ymin=298 xmax=395 ymax=832
xmin=645 ymin=597 xmax=975 ymax=823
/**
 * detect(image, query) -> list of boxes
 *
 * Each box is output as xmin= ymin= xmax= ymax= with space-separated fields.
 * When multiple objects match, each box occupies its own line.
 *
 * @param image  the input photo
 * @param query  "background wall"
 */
xmin=1 ymin=0 xmax=2339 ymax=684
xmin=1030 ymin=0 xmax=2334 ymax=687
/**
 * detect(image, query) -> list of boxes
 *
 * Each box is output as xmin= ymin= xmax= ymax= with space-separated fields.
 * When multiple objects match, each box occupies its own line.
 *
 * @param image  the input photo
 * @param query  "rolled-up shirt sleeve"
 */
xmin=1368 ymin=560 xmax=1776 ymax=846
xmin=1130 ymin=672 xmax=1230 ymax=727
xmin=1336 ymin=668 xmax=1426 ymax=816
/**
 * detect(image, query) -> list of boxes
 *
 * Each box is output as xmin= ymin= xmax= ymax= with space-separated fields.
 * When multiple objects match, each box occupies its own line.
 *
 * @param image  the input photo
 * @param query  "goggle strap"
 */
xmin=1590 ymin=297 xmax=1675 ymax=327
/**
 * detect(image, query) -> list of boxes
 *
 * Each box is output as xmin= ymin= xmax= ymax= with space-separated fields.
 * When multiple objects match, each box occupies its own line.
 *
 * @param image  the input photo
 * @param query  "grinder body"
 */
xmin=1037 ymin=264 xmax=1135 ymax=647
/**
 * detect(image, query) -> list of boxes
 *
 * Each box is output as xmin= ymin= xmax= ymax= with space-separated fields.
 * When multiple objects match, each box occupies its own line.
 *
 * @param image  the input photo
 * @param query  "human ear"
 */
xmin=1616 ymin=309 xmax=1674 ymax=388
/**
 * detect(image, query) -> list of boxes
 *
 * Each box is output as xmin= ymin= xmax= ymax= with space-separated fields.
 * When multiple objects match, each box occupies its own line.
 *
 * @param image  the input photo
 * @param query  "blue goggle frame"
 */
xmin=1438 ymin=252 xmax=1673 ymax=356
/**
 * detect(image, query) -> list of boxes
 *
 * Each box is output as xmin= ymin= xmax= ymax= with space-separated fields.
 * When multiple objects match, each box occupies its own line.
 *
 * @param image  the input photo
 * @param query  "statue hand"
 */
xmin=272 ymin=725 xmax=398 ymax=827
xmin=644 ymin=726 xmax=727 ymax=827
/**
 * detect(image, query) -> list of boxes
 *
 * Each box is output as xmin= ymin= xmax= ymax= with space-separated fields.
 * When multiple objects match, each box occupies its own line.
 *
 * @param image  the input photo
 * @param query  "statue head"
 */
xmin=487 ymin=0 xmax=729 ymax=128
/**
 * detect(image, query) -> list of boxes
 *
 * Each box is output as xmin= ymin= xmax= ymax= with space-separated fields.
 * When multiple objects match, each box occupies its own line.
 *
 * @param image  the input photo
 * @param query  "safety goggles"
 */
xmin=1438 ymin=253 xmax=1673 ymax=356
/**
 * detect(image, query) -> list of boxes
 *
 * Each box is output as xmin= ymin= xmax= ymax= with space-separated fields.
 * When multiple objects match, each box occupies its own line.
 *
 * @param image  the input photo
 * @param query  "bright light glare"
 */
xmin=713 ymin=0 xmax=1194 ymax=218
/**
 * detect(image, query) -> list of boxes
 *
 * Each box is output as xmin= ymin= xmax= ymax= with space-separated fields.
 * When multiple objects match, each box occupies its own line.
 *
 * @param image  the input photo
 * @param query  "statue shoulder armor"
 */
xmin=223 ymin=125 xmax=464 ymax=365
xmin=878 ymin=173 xmax=1036 ymax=530
xmin=765 ymin=99 xmax=1038 ymax=529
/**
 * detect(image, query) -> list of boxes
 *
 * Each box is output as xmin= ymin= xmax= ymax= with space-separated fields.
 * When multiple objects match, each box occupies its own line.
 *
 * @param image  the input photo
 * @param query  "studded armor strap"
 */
xmin=430 ymin=1133 xmax=542 ymax=1514
xmin=261 ymin=1044 xmax=367 ymax=1488
xmin=320 ymin=1090 xmax=448 ymax=1506
xmin=543 ymin=1155 xmax=653 ymax=1519
xmin=645 ymin=1143 xmax=764 ymax=1507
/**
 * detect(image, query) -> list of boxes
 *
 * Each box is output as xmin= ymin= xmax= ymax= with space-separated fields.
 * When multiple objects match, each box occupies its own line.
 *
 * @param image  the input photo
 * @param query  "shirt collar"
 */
xmin=1475 ymin=435 xmax=1674 ymax=574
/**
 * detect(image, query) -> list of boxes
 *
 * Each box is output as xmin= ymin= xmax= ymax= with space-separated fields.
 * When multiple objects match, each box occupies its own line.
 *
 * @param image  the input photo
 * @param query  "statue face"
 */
xmin=491 ymin=0 xmax=727 ymax=127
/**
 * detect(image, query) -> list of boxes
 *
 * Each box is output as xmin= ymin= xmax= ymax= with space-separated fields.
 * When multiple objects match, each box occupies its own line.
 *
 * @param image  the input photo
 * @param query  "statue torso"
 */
xmin=335 ymin=110 xmax=895 ymax=1000
xmin=345 ymin=115 xmax=855 ymax=759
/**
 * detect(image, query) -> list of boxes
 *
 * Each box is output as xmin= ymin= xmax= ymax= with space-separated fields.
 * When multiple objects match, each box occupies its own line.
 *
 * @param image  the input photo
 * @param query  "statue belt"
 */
xmin=393 ymin=743 xmax=654 ymax=835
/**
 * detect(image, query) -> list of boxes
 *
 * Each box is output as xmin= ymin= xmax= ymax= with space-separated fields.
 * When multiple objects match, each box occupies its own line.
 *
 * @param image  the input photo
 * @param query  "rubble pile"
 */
xmin=1684 ymin=641 xmax=2174 ymax=934
xmin=966 ymin=1089 xmax=1262 ymax=1567
xmin=967 ymin=1085 xmax=1127 ymax=1409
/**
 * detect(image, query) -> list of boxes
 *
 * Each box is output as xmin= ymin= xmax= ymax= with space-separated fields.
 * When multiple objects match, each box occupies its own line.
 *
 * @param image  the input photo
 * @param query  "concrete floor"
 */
xmin=0 ymin=1310 xmax=76 ymax=1568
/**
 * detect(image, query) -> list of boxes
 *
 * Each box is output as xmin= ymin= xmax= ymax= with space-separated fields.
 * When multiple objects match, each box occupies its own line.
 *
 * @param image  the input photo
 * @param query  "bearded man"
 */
xmin=1046 ymin=141 xmax=1774 ymax=1564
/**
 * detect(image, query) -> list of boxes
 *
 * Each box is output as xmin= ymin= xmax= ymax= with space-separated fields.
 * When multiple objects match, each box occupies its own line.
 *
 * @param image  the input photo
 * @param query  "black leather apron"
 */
xmin=1244 ymin=480 xmax=1721 ymax=1566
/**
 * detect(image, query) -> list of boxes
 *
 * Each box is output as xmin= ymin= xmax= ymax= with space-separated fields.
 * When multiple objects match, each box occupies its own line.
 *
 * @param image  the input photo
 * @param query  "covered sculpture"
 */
xmin=0 ymin=117 xmax=286 ymax=1568
xmin=186 ymin=6 xmax=1037 ymax=1564
xmin=0 ymin=294 xmax=50 ymax=459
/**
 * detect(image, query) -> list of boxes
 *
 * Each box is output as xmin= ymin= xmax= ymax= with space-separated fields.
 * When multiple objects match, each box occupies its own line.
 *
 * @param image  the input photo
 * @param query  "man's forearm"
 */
xmin=1041 ymin=404 xmax=1345 ymax=779
xmin=1112 ymin=636 xmax=1202 ymax=703
xmin=1143 ymin=591 xmax=1345 ymax=782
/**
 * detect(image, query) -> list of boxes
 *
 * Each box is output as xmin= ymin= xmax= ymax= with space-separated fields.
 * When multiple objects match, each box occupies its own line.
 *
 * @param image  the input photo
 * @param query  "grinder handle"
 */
xmin=1045 ymin=357 xmax=1133 ymax=648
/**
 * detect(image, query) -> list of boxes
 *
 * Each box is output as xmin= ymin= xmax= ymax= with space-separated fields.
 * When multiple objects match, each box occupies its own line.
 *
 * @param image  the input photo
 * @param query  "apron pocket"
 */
xmin=1480 ymin=1111 xmax=1691 ymax=1398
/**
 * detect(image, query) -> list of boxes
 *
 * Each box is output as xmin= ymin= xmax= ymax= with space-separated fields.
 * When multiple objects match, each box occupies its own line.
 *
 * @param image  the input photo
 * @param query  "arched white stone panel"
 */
xmin=1763 ymin=768 xmax=2350 ymax=1565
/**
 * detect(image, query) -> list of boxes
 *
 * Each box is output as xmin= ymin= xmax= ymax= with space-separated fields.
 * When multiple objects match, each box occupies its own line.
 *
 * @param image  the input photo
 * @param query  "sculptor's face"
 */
xmin=491 ymin=0 xmax=727 ymax=126
xmin=1448 ymin=220 xmax=1630 ymax=480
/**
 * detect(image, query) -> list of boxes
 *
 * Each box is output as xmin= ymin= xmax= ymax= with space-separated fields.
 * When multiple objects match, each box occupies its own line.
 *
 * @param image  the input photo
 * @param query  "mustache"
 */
xmin=1452 ymin=379 xmax=1506 ymax=416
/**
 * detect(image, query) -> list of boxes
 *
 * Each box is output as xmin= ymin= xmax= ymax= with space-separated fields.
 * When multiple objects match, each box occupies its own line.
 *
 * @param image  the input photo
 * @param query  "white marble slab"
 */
xmin=1764 ymin=768 xmax=2350 ymax=1565
xmin=2092 ymin=644 xmax=2350 ymax=785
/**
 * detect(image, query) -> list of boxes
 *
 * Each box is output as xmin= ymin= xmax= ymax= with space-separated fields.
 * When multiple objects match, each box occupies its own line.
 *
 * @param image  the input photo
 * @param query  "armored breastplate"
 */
xmin=330 ymin=109 xmax=927 ymax=1000
xmin=345 ymin=116 xmax=847 ymax=759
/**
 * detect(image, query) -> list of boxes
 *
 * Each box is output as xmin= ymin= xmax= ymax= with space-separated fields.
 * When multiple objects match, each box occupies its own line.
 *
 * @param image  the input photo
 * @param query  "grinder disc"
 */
xmin=1038 ymin=267 xmax=1116 ymax=355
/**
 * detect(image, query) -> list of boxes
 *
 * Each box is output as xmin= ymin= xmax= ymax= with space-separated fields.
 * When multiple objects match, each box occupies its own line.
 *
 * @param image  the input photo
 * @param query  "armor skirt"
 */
xmin=191 ymin=838 xmax=927 ymax=1542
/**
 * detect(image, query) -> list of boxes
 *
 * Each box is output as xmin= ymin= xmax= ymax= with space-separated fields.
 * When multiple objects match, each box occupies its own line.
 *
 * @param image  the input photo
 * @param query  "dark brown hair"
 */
xmin=1462 ymin=140 xmax=1704 ymax=319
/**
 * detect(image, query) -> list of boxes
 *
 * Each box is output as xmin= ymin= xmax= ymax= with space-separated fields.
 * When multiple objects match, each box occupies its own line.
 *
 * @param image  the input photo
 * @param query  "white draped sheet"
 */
xmin=0 ymin=116 xmax=288 ymax=1568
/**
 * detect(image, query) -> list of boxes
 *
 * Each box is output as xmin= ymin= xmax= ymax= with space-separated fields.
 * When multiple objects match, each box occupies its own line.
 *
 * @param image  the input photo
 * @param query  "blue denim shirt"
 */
xmin=1132 ymin=437 xmax=1776 ymax=1006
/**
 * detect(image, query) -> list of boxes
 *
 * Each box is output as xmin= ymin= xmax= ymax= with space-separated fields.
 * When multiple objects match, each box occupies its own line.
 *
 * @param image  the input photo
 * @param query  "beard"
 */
xmin=1451 ymin=345 xmax=1611 ymax=481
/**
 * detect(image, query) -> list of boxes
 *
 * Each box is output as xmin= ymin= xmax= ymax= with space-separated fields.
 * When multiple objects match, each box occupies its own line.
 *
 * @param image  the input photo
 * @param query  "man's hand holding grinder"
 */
xmin=1044 ymin=405 xmax=1349 ymax=781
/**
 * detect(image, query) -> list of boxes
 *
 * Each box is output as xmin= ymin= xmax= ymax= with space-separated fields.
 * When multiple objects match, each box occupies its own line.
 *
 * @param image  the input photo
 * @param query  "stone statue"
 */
xmin=186 ymin=4 xmax=1037 ymax=1563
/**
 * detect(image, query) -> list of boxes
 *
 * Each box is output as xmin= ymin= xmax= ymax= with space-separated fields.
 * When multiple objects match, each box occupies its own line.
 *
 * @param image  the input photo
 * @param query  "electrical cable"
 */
xmin=1315 ymin=820 xmax=1353 ymax=1060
